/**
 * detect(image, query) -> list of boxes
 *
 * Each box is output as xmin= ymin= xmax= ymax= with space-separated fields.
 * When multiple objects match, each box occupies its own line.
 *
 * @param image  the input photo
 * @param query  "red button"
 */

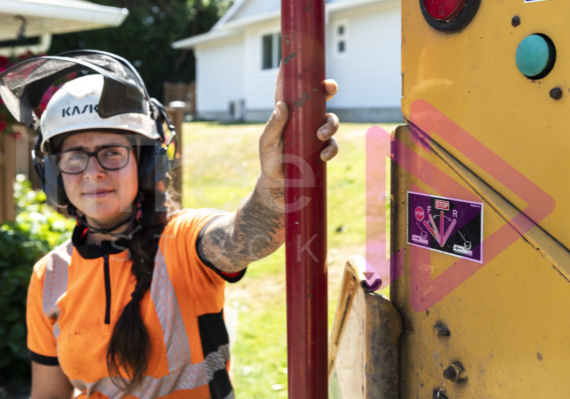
xmin=423 ymin=0 xmax=466 ymax=21
xmin=415 ymin=206 xmax=425 ymax=221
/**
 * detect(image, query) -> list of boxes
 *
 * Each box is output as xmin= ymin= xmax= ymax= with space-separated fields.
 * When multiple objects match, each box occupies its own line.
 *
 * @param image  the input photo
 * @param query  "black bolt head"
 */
xmin=443 ymin=366 xmax=457 ymax=380
xmin=434 ymin=324 xmax=450 ymax=336
xmin=512 ymin=16 xmax=520 ymax=27
xmin=550 ymin=88 xmax=563 ymax=100
xmin=433 ymin=389 xmax=449 ymax=399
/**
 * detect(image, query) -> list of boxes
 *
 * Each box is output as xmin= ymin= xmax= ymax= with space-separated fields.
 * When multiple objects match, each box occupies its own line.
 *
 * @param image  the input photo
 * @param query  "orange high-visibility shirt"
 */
xmin=27 ymin=209 xmax=245 ymax=399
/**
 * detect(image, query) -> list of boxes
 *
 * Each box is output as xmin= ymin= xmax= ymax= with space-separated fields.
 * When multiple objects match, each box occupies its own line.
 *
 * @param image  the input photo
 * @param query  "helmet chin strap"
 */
xmin=73 ymin=196 xmax=143 ymax=240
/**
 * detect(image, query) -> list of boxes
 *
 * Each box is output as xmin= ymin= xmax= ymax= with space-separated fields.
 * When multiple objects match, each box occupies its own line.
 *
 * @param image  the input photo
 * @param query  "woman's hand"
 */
xmin=198 ymin=68 xmax=340 ymax=273
xmin=259 ymin=65 xmax=340 ymax=181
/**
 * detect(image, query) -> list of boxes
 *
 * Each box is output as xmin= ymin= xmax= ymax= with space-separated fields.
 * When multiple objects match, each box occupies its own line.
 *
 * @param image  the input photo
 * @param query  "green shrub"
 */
xmin=0 ymin=175 xmax=74 ymax=385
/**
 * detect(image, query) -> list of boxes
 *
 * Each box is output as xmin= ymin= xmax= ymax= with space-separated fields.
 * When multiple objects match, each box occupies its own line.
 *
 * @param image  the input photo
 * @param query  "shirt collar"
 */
xmin=72 ymin=224 xmax=130 ymax=259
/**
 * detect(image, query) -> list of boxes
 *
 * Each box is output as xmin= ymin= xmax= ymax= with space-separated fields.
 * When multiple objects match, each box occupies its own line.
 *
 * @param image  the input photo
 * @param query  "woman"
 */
xmin=18 ymin=56 xmax=340 ymax=398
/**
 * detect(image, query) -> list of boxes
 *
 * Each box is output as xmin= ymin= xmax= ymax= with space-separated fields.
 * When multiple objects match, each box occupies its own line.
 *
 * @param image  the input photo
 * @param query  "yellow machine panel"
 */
xmin=401 ymin=0 xmax=570 ymax=248
xmin=391 ymin=124 xmax=570 ymax=398
xmin=392 ymin=0 xmax=570 ymax=396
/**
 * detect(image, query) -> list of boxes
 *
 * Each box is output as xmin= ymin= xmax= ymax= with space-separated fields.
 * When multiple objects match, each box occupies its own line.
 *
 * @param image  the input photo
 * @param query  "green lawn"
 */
xmin=181 ymin=121 xmax=397 ymax=398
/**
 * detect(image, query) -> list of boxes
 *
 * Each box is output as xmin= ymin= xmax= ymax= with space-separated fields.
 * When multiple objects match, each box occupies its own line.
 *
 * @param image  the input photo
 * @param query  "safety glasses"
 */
xmin=54 ymin=145 xmax=133 ymax=174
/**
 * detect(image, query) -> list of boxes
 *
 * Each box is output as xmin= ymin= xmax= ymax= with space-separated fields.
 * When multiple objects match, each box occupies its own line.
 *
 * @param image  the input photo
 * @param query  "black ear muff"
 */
xmin=138 ymin=142 xmax=171 ymax=193
xmin=155 ymin=144 xmax=171 ymax=191
xmin=153 ymin=117 xmax=172 ymax=190
xmin=40 ymin=155 xmax=69 ymax=207
xmin=33 ymin=155 xmax=45 ymax=185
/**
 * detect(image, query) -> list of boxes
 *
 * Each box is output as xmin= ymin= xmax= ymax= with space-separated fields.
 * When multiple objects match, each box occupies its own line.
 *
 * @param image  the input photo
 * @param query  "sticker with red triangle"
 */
xmin=408 ymin=192 xmax=483 ymax=263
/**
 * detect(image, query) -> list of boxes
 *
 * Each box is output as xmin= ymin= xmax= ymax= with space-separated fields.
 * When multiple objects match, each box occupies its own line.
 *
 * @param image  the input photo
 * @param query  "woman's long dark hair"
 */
xmin=105 ymin=184 xmax=179 ymax=389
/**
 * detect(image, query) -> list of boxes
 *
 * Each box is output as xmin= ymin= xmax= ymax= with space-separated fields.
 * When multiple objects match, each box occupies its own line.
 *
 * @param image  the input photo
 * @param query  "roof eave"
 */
xmin=210 ymin=0 xmax=248 ymax=31
xmin=172 ymin=0 xmax=397 ymax=49
xmin=217 ymin=10 xmax=280 ymax=31
xmin=172 ymin=30 xmax=240 ymax=49
xmin=327 ymin=0 xmax=397 ymax=13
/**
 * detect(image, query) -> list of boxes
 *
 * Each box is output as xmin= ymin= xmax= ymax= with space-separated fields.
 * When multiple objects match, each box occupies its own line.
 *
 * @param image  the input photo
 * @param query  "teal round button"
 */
xmin=516 ymin=35 xmax=555 ymax=78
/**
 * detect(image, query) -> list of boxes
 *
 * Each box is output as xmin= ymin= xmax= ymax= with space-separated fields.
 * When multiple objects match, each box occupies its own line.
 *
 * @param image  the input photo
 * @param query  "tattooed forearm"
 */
xmin=199 ymin=179 xmax=286 ymax=273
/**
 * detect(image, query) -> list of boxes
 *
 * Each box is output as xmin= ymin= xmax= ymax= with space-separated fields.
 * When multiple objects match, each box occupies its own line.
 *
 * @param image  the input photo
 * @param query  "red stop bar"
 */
xmin=281 ymin=0 xmax=328 ymax=398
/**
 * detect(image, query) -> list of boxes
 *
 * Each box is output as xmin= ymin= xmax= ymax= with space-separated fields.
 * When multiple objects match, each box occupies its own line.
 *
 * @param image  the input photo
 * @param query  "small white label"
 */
xmin=525 ymin=0 xmax=550 ymax=3
xmin=412 ymin=234 xmax=429 ymax=245
xmin=453 ymin=244 xmax=473 ymax=256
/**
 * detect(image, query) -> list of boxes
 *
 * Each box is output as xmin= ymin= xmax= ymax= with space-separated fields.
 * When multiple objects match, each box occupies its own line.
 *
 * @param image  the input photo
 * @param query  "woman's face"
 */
xmin=60 ymin=131 xmax=138 ymax=229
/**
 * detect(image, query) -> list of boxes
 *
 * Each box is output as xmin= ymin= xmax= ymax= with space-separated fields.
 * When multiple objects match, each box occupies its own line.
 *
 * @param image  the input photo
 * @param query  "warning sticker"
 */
xmin=407 ymin=192 xmax=484 ymax=263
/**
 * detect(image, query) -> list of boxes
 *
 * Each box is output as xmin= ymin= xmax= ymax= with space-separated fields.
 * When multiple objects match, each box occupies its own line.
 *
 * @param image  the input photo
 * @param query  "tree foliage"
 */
xmin=49 ymin=0 xmax=233 ymax=100
xmin=0 ymin=176 xmax=75 ymax=386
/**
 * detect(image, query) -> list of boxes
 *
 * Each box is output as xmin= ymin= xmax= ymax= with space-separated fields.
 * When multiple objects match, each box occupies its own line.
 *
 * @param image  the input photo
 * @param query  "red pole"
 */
xmin=281 ymin=0 xmax=327 ymax=398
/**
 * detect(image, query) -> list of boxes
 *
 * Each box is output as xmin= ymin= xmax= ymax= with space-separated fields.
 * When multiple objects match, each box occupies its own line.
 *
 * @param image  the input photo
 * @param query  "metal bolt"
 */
xmin=443 ymin=366 xmax=457 ymax=380
xmin=550 ymin=88 xmax=562 ymax=100
xmin=512 ymin=16 xmax=520 ymax=27
xmin=443 ymin=362 xmax=468 ymax=382
xmin=434 ymin=324 xmax=450 ymax=336
xmin=433 ymin=389 xmax=449 ymax=399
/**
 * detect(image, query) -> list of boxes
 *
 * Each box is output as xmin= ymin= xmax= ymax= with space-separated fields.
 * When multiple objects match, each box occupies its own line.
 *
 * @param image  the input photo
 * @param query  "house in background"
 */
xmin=172 ymin=0 xmax=402 ymax=123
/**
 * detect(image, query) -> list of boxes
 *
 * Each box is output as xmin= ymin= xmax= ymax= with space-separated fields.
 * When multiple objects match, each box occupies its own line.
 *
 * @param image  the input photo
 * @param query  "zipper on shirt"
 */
xmin=103 ymin=254 xmax=111 ymax=324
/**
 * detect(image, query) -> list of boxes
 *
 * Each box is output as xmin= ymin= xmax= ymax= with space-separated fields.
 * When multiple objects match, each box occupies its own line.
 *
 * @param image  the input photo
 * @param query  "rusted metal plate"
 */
xmin=329 ymin=256 xmax=402 ymax=399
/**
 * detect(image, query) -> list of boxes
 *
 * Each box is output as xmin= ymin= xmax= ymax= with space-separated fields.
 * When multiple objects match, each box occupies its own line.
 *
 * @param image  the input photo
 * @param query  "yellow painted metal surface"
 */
xmin=391 ymin=124 xmax=570 ymax=398
xmin=402 ymin=0 xmax=570 ymax=249
xmin=398 ymin=2 xmax=570 ymax=394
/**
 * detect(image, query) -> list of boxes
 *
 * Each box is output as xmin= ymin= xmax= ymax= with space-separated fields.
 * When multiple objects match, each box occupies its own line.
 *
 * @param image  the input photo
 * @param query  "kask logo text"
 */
xmin=62 ymin=104 xmax=99 ymax=117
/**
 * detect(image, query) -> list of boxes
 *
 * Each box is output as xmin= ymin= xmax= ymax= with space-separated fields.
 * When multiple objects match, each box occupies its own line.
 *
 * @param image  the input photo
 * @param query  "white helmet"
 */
xmin=40 ymin=74 xmax=161 ymax=153
xmin=0 ymin=50 xmax=175 ymax=208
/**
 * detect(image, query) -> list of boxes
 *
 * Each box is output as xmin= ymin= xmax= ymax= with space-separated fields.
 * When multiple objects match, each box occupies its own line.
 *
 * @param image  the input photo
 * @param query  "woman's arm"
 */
xmin=199 ymin=73 xmax=339 ymax=273
xmin=198 ymin=177 xmax=286 ymax=272
xmin=31 ymin=362 xmax=75 ymax=399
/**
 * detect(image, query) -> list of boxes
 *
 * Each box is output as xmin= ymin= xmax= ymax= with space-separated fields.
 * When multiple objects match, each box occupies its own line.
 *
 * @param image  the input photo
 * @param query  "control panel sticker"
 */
xmin=407 ymin=192 xmax=484 ymax=263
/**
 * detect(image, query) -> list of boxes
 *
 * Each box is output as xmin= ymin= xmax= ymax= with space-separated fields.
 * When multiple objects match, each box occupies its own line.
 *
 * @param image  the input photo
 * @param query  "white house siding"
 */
xmin=228 ymin=0 xmax=344 ymax=23
xmin=190 ymin=0 xmax=403 ymax=122
xmin=326 ymin=0 xmax=402 ymax=122
xmin=195 ymin=35 xmax=245 ymax=121
xmin=243 ymin=19 xmax=281 ymax=122
xmin=243 ymin=1 xmax=403 ymax=123
xmin=229 ymin=0 xmax=280 ymax=22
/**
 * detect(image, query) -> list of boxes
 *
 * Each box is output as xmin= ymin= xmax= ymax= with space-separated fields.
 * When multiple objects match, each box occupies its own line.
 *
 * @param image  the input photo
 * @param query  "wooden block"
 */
xmin=329 ymin=256 xmax=402 ymax=399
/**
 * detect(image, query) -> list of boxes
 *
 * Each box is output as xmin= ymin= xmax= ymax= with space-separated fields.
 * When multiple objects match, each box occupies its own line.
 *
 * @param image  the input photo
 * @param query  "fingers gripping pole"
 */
xmin=281 ymin=1 xmax=328 ymax=398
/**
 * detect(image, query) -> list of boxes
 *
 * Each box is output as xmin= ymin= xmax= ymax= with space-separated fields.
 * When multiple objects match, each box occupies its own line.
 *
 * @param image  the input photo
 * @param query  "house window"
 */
xmin=334 ymin=22 xmax=348 ymax=56
xmin=229 ymin=101 xmax=235 ymax=118
xmin=261 ymin=32 xmax=282 ymax=70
